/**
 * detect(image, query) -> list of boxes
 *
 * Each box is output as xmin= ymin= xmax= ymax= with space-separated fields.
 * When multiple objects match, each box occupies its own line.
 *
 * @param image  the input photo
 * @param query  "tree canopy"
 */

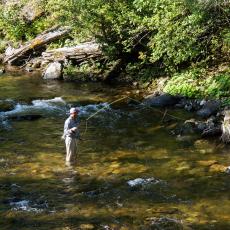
xmin=0 ymin=0 xmax=229 ymax=87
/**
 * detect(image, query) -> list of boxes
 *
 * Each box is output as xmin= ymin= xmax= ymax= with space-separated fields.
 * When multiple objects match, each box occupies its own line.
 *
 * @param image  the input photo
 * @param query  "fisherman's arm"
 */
xmin=64 ymin=119 xmax=77 ymax=135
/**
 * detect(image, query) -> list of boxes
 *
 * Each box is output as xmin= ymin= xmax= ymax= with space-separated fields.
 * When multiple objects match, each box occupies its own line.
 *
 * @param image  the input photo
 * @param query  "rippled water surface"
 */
xmin=0 ymin=73 xmax=230 ymax=230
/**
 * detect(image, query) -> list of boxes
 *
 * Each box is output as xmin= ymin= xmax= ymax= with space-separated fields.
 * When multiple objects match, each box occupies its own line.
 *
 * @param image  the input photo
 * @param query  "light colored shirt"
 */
xmin=63 ymin=116 xmax=80 ymax=139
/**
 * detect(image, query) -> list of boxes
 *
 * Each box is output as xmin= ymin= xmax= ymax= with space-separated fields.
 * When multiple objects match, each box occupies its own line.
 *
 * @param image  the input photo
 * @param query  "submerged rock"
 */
xmin=127 ymin=177 xmax=164 ymax=187
xmin=144 ymin=93 xmax=181 ymax=107
xmin=148 ymin=217 xmax=183 ymax=230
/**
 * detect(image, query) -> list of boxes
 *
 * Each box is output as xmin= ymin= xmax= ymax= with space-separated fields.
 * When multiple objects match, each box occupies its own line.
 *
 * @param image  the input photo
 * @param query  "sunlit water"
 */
xmin=0 ymin=72 xmax=230 ymax=229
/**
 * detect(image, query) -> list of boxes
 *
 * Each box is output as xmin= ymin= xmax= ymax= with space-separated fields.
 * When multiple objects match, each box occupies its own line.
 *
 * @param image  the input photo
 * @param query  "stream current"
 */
xmin=0 ymin=72 xmax=230 ymax=229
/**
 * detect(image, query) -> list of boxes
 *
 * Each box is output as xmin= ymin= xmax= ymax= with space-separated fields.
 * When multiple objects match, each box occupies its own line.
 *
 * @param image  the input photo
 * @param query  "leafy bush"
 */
xmin=164 ymin=68 xmax=204 ymax=98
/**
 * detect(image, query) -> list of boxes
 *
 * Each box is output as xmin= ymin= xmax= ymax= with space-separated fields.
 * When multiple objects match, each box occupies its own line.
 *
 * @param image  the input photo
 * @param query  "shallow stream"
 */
xmin=0 ymin=72 xmax=230 ymax=229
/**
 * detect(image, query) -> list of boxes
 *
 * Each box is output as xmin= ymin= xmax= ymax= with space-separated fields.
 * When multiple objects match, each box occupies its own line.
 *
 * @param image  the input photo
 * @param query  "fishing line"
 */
xmin=80 ymin=95 xmax=186 ymax=140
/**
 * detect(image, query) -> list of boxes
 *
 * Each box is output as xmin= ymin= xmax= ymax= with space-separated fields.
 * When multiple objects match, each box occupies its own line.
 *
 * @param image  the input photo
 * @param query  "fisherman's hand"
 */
xmin=71 ymin=127 xmax=77 ymax=132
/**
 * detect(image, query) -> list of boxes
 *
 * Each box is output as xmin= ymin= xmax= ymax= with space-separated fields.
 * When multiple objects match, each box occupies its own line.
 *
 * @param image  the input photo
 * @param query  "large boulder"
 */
xmin=43 ymin=62 xmax=63 ymax=80
xmin=144 ymin=93 xmax=181 ymax=107
xmin=196 ymin=101 xmax=220 ymax=118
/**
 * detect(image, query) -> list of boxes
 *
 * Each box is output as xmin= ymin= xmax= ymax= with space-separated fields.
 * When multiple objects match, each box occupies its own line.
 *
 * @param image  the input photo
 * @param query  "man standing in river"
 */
xmin=63 ymin=107 xmax=80 ymax=166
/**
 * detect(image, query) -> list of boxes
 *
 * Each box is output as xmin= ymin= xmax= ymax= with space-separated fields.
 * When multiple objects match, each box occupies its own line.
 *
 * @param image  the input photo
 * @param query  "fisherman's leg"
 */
xmin=69 ymin=139 xmax=79 ymax=163
xmin=65 ymin=137 xmax=73 ymax=163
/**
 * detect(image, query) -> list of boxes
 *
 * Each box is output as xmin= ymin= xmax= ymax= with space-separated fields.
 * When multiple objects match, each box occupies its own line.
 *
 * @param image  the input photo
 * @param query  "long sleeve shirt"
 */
xmin=63 ymin=116 xmax=80 ymax=139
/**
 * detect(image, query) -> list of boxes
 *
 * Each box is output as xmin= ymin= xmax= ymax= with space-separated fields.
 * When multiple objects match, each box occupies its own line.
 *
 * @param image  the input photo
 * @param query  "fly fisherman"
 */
xmin=63 ymin=107 xmax=80 ymax=166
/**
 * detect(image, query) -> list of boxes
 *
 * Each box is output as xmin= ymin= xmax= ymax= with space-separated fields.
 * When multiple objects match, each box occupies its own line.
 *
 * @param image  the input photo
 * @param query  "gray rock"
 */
xmin=196 ymin=121 xmax=207 ymax=132
xmin=196 ymin=101 xmax=220 ymax=118
xmin=144 ymin=93 xmax=181 ymax=107
xmin=43 ymin=62 xmax=62 ymax=80
xmin=19 ymin=0 xmax=44 ymax=23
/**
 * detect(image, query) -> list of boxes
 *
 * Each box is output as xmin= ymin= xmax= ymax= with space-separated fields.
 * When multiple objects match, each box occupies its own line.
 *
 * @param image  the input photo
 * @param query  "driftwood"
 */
xmin=3 ymin=26 xmax=71 ymax=65
xmin=41 ymin=41 xmax=102 ymax=63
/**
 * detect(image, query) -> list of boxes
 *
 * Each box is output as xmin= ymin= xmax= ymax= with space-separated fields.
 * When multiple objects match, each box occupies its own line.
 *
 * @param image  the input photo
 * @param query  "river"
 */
xmin=0 ymin=72 xmax=230 ymax=229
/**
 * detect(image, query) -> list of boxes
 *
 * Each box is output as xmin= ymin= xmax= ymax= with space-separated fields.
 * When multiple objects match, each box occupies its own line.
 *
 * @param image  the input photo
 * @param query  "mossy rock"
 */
xmin=0 ymin=100 xmax=15 ymax=112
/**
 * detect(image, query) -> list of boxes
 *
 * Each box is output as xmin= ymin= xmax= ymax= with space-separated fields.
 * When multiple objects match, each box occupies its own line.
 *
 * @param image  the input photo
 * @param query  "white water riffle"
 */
xmin=1 ymin=97 xmax=67 ymax=118
xmin=0 ymin=97 xmax=118 ymax=129
xmin=0 ymin=98 xmax=112 ymax=118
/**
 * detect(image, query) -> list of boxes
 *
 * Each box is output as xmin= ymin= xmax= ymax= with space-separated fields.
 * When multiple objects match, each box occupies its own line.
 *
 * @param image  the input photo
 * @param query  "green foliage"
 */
xmin=164 ymin=67 xmax=230 ymax=99
xmin=205 ymin=71 xmax=230 ymax=98
xmin=164 ymin=68 xmax=205 ymax=98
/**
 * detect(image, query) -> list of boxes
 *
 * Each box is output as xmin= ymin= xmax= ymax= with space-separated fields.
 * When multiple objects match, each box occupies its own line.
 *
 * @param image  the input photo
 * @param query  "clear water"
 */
xmin=0 ymin=72 xmax=230 ymax=230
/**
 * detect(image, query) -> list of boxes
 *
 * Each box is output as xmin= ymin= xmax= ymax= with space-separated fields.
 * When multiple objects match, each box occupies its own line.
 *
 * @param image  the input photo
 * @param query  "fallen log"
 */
xmin=3 ymin=26 xmax=71 ymax=65
xmin=41 ymin=41 xmax=102 ymax=63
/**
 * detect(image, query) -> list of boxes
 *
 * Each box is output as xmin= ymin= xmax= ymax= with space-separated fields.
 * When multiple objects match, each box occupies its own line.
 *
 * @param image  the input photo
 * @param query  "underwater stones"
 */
xmin=148 ymin=217 xmax=183 ymax=230
xmin=144 ymin=93 xmax=181 ymax=107
xmin=43 ymin=62 xmax=63 ymax=80
xmin=127 ymin=177 xmax=165 ymax=187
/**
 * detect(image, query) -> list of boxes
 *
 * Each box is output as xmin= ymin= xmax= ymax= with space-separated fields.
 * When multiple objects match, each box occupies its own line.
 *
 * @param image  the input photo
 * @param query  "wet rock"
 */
xmin=43 ymin=62 xmax=63 ymax=80
xmin=196 ymin=121 xmax=207 ymax=132
xmin=0 ymin=100 xmax=15 ymax=112
xmin=196 ymin=100 xmax=220 ymax=118
xmin=144 ymin=93 xmax=181 ymax=107
xmin=175 ymin=99 xmax=202 ymax=111
xmin=201 ymin=126 xmax=222 ymax=137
